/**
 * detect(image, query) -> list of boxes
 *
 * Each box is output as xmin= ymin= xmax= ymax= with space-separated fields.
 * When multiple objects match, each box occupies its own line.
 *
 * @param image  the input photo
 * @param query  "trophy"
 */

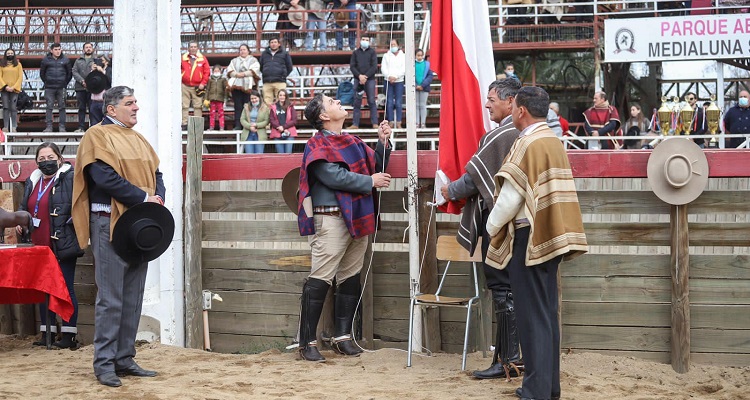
xmin=671 ymin=96 xmax=682 ymax=134
xmin=680 ymin=95 xmax=695 ymax=135
xmin=705 ymin=94 xmax=721 ymax=148
xmin=657 ymin=96 xmax=672 ymax=135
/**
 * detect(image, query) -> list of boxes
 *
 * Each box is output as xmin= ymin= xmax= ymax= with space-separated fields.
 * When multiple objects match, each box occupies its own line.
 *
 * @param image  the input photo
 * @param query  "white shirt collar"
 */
xmin=520 ymin=121 xmax=546 ymax=137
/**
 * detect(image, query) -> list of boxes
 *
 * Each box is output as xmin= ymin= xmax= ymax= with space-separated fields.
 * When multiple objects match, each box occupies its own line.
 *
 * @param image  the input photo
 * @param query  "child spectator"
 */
xmin=206 ymin=65 xmax=228 ymax=131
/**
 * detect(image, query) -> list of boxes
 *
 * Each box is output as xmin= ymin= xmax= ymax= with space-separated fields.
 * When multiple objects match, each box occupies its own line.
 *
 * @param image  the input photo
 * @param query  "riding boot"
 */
xmin=298 ymin=278 xmax=330 ymax=362
xmin=52 ymin=332 xmax=79 ymax=350
xmin=332 ymin=274 xmax=363 ymax=356
xmin=472 ymin=289 xmax=523 ymax=380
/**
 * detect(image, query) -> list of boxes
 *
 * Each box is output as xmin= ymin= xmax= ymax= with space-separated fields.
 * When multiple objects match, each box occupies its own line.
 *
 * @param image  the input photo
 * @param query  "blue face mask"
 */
xmin=360 ymin=40 xmax=370 ymax=49
xmin=390 ymin=46 xmax=399 ymax=54
xmin=740 ymin=97 xmax=749 ymax=107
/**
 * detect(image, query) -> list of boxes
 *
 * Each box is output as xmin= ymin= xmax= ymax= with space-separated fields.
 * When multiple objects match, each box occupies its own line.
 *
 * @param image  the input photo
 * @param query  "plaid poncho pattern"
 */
xmin=298 ymin=131 xmax=377 ymax=239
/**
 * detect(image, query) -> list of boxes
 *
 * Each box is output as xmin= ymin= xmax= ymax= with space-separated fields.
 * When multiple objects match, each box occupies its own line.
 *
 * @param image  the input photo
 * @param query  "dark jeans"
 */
xmin=352 ymin=79 xmax=377 ymax=127
xmin=38 ymin=257 xmax=78 ymax=330
xmin=76 ymin=90 xmax=91 ymax=130
xmin=1 ymin=91 xmax=18 ymax=131
xmin=507 ymin=227 xmax=562 ymax=400
xmin=385 ymin=81 xmax=404 ymax=123
xmin=232 ymin=90 xmax=250 ymax=129
xmin=334 ymin=2 xmax=357 ymax=49
xmin=90 ymin=100 xmax=105 ymax=127
xmin=45 ymin=87 xmax=67 ymax=129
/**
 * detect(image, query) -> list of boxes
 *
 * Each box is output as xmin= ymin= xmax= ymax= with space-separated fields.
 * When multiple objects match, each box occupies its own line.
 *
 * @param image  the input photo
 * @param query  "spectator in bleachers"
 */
xmin=348 ymin=36 xmax=379 ymax=130
xmin=72 ymin=42 xmax=95 ymax=133
xmin=180 ymin=41 xmax=210 ymax=130
xmin=0 ymin=48 xmax=23 ymax=133
xmin=305 ymin=0 xmax=328 ymax=51
xmin=259 ymin=37 xmax=293 ymax=106
xmin=269 ymin=89 xmax=298 ymax=153
xmin=414 ymin=49 xmax=433 ymax=129
xmin=723 ymin=90 xmax=750 ymax=148
xmin=206 ymin=65 xmax=228 ymax=131
xmin=227 ymin=44 xmax=261 ymax=130
xmin=683 ymin=92 xmax=708 ymax=147
xmin=503 ymin=0 xmax=531 ymax=43
xmin=583 ymin=91 xmax=622 ymax=150
xmin=504 ymin=63 xmax=520 ymax=83
xmin=623 ymin=103 xmax=651 ymax=149
xmin=382 ymin=39 xmax=405 ymax=129
xmin=40 ymin=43 xmax=72 ymax=133
xmin=272 ymin=0 xmax=302 ymax=49
xmin=87 ymin=54 xmax=112 ymax=127
xmin=240 ymin=90 xmax=270 ymax=154
xmin=333 ymin=0 xmax=358 ymax=51
xmin=549 ymin=102 xmax=569 ymax=134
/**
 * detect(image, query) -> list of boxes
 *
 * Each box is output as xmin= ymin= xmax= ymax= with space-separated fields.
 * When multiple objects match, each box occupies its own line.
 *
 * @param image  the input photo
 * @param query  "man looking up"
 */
xmin=439 ymin=78 xmax=524 ymax=380
xmin=296 ymin=94 xmax=392 ymax=362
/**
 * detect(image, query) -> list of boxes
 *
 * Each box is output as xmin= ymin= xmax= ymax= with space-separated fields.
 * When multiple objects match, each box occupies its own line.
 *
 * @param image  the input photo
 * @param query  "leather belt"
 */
xmin=315 ymin=211 xmax=341 ymax=216
xmin=92 ymin=211 xmax=111 ymax=218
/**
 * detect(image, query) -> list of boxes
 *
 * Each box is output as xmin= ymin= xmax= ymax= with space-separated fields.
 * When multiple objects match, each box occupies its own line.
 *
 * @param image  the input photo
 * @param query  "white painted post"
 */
xmin=113 ymin=0 xmax=184 ymax=346
xmin=716 ymin=61 xmax=725 ymax=149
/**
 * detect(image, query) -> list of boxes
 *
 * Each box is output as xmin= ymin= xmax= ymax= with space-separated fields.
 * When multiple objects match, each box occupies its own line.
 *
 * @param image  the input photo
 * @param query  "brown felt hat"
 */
xmin=647 ymin=138 xmax=709 ymax=205
xmin=334 ymin=11 xmax=348 ymax=27
xmin=289 ymin=5 xmax=306 ymax=28
xmin=281 ymin=167 xmax=301 ymax=214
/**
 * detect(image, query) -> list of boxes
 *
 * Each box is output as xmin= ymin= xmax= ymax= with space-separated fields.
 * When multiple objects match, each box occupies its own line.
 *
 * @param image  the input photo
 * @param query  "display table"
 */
xmin=0 ymin=246 xmax=73 ymax=321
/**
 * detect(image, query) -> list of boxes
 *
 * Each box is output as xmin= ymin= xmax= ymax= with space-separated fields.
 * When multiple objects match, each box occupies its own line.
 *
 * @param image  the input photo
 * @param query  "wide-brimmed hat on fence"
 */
xmin=112 ymin=202 xmax=175 ymax=263
xmin=281 ymin=167 xmax=301 ymax=214
xmin=289 ymin=5 xmax=306 ymax=27
xmin=647 ymin=138 xmax=709 ymax=205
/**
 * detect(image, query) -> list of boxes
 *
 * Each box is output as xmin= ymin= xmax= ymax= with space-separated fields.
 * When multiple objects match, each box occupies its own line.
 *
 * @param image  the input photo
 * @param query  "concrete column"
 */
xmin=113 ymin=0 xmax=185 ymax=346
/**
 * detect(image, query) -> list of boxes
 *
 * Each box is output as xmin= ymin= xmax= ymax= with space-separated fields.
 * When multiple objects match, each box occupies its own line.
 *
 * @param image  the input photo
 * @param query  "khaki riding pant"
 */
xmin=181 ymin=83 xmax=203 ymax=125
xmin=308 ymin=214 xmax=368 ymax=285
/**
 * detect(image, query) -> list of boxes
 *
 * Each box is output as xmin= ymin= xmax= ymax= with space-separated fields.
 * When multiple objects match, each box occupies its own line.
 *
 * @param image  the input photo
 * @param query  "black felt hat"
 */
xmin=112 ymin=202 xmax=175 ymax=264
xmin=85 ymin=70 xmax=110 ymax=94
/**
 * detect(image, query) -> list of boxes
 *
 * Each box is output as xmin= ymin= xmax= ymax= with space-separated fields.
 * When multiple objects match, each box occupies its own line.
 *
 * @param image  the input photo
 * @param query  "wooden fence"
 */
xmin=1 ymin=150 xmax=749 ymax=366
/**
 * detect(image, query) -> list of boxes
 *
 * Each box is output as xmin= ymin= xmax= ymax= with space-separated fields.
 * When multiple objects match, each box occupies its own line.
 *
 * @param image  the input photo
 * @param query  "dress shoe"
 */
xmin=515 ymin=387 xmax=560 ymax=400
xmin=299 ymin=344 xmax=326 ymax=362
xmin=97 ymin=372 xmax=122 ymax=387
xmin=116 ymin=364 xmax=157 ymax=377
xmin=472 ymin=362 xmax=522 ymax=379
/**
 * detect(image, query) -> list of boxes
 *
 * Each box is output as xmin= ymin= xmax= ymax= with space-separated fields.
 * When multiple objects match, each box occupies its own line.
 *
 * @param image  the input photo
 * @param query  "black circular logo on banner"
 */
xmin=614 ymin=28 xmax=636 ymax=54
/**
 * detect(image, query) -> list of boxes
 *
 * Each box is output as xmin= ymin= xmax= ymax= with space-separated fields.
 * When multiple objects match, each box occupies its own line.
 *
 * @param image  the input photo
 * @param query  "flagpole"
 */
xmin=404 ymin=0 xmax=423 ymax=354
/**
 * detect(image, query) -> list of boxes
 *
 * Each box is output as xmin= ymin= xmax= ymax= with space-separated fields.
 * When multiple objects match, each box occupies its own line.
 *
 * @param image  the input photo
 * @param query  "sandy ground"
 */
xmin=0 ymin=335 xmax=748 ymax=400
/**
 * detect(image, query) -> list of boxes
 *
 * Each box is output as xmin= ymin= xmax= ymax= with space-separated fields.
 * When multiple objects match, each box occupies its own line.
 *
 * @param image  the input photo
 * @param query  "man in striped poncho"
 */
xmin=439 ymin=78 xmax=524 ymax=380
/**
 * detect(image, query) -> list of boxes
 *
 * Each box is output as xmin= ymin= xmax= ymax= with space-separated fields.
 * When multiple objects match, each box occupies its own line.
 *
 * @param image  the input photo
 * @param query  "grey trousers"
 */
xmin=1 ymin=91 xmax=18 ymax=131
xmin=45 ymin=87 xmax=66 ymax=128
xmin=90 ymin=212 xmax=148 ymax=377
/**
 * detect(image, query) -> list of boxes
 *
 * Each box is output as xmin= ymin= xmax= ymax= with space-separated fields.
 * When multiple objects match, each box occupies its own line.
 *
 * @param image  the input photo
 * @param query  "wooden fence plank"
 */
xmin=374 ymin=296 xmax=487 ymax=322
xmin=210 ymin=333 xmax=294 ymax=354
xmin=583 ymin=222 xmax=750 ymax=247
xmin=208 ymin=291 xmax=300 ymax=315
xmin=577 ymin=190 xmax=750 ymax=215
xmin=203 ymin=269 xmax=308 ymax=293
xmin=562 ymin=254 xmax=750 ymax=280
xmin=562 ymin=325 xmax=670 ymax=352
xmin=203 ymin=220 xmax=410 ymax=243
xmin=202 ymin=248 xmax=311 ymax=271
xmin=562 ymin=277 xmax=750 ymax=304
xmin=690 ymin=328 xmax=750 ymax=354
xmin=208 ymin=312 xmax=298 ymax=336
xmin=202 ymin=190 xmax=407 ymax=214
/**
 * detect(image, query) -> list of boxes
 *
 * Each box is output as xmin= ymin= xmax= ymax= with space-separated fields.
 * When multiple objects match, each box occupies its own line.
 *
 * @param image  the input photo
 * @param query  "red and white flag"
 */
xmin=431 ymin=0 xmax=495 ymax=214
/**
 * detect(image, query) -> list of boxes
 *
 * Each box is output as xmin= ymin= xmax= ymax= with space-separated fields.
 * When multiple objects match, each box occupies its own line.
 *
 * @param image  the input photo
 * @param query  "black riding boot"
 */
xmin=299 ymin=278 xmax=330 ymax=362
xmin=53 ymin=332 xmax=79 ymax=350
xmin=332 ymin=274 xmax=363 ymax=356
xmin=472 ymin=290 xmax=523 ymax=379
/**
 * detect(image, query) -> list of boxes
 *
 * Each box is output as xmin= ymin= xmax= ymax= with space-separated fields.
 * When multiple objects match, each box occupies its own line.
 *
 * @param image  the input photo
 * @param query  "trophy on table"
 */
xmin=657 ymin=96 xmax=672 ymax=135
xmin=679 ymin=95 xmax=695 ymax=136
xmin=705 ymin=94 xmax=721 ymax=148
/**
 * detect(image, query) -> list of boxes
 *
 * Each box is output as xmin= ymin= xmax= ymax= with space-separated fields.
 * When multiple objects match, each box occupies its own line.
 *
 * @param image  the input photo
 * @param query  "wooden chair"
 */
xmin=407 ymin=235 xmax=485 ymax=371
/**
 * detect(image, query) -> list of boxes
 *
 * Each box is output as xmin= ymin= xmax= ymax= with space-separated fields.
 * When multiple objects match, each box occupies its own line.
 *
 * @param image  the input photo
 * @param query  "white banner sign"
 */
xmin=604 ymin=15 xmax=750 ymax=63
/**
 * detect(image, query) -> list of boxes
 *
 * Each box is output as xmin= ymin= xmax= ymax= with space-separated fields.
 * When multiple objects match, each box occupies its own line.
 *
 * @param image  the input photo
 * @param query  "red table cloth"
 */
xmin=0 ymin=246 xmax=74 ymax=321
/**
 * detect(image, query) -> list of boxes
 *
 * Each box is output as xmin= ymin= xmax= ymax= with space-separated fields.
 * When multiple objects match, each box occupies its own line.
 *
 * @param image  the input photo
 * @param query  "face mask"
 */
xmin=740 ymin=98 xmax=749 ymax=107
xmin=38 ymin=160 xmax=60 ymax=176
xmin=6 ymin=55 xmax=14 ymax=60
xmin=212 ymin=72 xmax=221 ymax=77
xmin=360 ymin=41 xmax=370 ymax=49
xmin=251 ymin=101 xmax=260 ymax=107
xmin=390 ymin=46 xmax=399 ymax=54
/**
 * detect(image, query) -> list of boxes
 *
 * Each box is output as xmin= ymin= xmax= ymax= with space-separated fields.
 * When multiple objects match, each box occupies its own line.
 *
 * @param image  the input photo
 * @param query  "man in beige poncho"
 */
xmin=486 ymin=86 xmax=587 ymax=400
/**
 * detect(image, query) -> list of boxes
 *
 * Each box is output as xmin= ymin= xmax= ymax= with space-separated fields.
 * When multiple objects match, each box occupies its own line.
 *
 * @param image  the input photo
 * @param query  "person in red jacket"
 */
xmin=181 ymin=41 xmax=210 ymax=129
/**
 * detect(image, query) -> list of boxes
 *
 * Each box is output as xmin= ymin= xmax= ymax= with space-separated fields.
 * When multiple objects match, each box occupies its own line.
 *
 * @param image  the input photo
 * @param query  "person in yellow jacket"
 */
xmin=0 ymin=48 xmax=23 ymax=132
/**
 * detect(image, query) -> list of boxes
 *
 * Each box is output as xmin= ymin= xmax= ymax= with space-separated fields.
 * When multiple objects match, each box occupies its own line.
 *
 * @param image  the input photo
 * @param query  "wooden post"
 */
xmin=184 ymin=116 xmax=204 ymax=349
xmin=670 ymin=204 xmax=690 ymax=373
xmin=417 ymin=179 xmax=441 ymax=352
xmin=360 ymin=240 xmax=374 ymax=349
